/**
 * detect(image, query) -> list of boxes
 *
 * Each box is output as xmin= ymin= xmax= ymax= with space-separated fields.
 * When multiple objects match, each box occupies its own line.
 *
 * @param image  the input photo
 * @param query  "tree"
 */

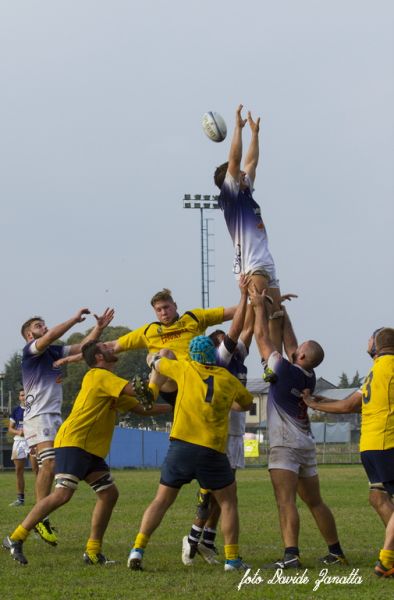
xmin=1 ymin=352 xmax=23 ymax=410
xmin=338 ymin=371 xmax=363 ymax=389
xmin=350 ymin=371 xmax=363 ymax=387
xmin=338 ymin=372 xmax=349 ymax=388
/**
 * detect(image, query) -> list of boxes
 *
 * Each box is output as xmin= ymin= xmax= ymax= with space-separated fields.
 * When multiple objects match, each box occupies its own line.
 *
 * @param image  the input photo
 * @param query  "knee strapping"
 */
xmin=39 ymin=448 xmax=56 ymax=463
xmin=369 ymin=482 xmax=387 ymax=493
xmin=90 ymin=473 xmax=114 ymax=493
xmin=55 ymin=473 xmax=79 ymax=490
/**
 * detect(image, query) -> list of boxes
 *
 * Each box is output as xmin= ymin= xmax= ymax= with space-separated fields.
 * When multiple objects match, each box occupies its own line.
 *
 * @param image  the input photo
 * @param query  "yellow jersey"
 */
xmin=117 ymin=307 xmax=224 ymax=360
xmin=55 ymin=368 xmax=138 ymax=458
xmin=158 ymin=357 xmax=253 ymax=453
xmin=360 ymin=354 xmax=394 ymax=451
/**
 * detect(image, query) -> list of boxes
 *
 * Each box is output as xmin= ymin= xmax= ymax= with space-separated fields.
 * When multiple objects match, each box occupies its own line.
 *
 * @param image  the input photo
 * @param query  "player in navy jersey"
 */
xmin=214 ymin=104 xmax=284 ymax=355
xmin=8 ymin=390 xmax=38 ymax=507
xmin=20 ymin=307 xmax=114 ymax=545
xmin=250 ymin=286 xmax=346 ymax=569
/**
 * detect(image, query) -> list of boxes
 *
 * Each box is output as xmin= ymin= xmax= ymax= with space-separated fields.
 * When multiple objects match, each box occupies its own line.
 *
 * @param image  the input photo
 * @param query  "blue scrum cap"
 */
xmin=189 ymin=335 xmax=216 ymax=365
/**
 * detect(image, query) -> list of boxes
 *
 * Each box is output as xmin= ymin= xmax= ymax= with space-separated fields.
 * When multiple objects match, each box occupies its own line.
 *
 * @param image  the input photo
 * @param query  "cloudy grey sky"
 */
xmin=1 ymin=0 xmax=393 ymax=384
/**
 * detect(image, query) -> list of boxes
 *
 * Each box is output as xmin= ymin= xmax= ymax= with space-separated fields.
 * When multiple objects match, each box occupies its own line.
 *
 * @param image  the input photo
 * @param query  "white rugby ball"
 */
xmin=202 ymin=111 xmax=227 ymax=142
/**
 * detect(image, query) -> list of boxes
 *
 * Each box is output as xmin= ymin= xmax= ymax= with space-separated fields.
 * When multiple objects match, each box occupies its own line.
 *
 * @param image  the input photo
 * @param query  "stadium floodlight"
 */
xmin=183 ymin=194 xmax=219 ymax=308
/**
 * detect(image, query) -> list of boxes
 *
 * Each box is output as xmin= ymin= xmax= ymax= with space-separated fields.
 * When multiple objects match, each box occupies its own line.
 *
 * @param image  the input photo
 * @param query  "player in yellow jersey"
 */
xmin=3 ymin=340 xmax=171 ymax=566
xmin=127 ymin=335 xmax=253 ymax=573
xmin=302 ymin=327 xmax=394 ymax=576
xmin=109 ymin=288 xmax=237 ymax=405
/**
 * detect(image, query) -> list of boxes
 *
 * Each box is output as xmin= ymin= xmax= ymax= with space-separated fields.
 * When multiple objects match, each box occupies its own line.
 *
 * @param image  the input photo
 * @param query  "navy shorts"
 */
xmin=361 ymin=449 xmax=394 ymax=495
xmin=55 ymin=447 xmax=109 ymax=481
xmin=160 ymin=439 xmax=235 ymax=490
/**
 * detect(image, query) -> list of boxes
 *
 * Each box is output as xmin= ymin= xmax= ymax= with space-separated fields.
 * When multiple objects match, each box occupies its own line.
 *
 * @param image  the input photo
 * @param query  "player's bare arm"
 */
xmin=227 ymin=274 xmax=250 ymax=343
xmin=69 ymin=308 xmax=115 ymax=355
xmin=228 ymin=104 xmax=247 ymax=180
xmin=250 ymin=286 xmax=276 ymax=361
xmin=302 ymin=389 xmax=362 ymax=414
xmin=281 ymin=304 xmax=298 ymax=362
xmin=243 ymin=111 xmax=260 ymax=182
xmin=34 ymin=308 xmax=91 ymax=352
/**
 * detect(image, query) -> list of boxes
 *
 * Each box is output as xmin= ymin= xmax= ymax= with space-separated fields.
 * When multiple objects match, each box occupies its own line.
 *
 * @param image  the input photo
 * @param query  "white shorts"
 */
xmin=23 ymin=413 xmax=63 ymax=448
xmin=226 ymin=435 xmax=245 ymax=470
xmin=268 ymin=446 xmax=317 ymax=478
xmin=11 ymin=438 xmax=30 ymax=461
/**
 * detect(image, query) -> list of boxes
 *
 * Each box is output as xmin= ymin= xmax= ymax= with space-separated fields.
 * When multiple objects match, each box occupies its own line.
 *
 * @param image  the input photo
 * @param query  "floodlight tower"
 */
xmin=183 ymin=194 xmax=220 ymax=308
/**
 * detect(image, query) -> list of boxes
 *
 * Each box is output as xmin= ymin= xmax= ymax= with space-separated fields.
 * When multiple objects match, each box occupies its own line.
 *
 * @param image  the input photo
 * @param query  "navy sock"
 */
xmin=328 ymin=542 xmax=343 ymax=556
xmin=285 ymin=546 xmax=299 ymax=556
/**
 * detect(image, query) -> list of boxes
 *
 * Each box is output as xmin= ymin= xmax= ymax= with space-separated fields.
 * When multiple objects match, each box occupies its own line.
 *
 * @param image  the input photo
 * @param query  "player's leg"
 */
xmin=372 ymin=479 xmax=394 ymax=576
xmin=29 ymin=449 xmax=39 ymax=477
xmin=249 ymin=272 xmax=283 ymax=353
xmin=211 ymin=482 xmax=249 ymax=571
xmin=369 ymin=485 xmax=394 ymax=525
xmin=198 ymin=496 xmax=221 ymax=564
xmin=147 ymin=348 xmax=178 ymax=405
xmin=182 ymin=486 xmax=211 ymax=566
xmin=128 ymin=439 xmax=190 ymax=570
xmin=3 ymin=480 xmax=75 ymax=564
xmin=83 ymin=469 xmax=119 ymax=565
xmin=297 ymin=473 xmax=347 ymax=565
xmin=10 ymin=455 xmax=26 ymax=506
xmin=197 ymin=446 xmax=247 ymax=572
xmin=266 ymin=467 xmax=301 ymax=568
xmin=128 ymin=484 xmax=179 ymax=570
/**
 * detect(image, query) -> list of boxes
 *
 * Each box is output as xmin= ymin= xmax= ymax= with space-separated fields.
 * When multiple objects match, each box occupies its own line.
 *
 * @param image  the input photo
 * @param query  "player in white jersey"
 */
xmin=20 ymin=307 xmax=114 ymax=545
xmin=214 ymin=104 xmax=284 ymax=354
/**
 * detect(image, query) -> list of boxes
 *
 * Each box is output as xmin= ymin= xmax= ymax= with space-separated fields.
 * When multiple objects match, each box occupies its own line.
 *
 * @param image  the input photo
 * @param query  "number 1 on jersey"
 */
xmin=204 ymin=375 xmax=214 ymax=403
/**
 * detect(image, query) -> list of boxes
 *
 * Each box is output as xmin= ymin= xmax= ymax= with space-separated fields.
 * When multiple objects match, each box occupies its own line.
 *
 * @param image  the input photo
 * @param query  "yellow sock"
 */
xmin=224 ymin=544 xmax=239 ymax=561
xmin=200 ymin=488 xmax=209 ymax=495
xmin=86 ymin=538 xmax=101 ymax=555
xmin=379 ymin=548 xmax=394 ymax=569
xmin=11 ymin=525 xmax=29 ymax=542
xmin=148 ymin=383 xmax=159 ymax=401
xmin=134 ymin=532 xmax=149 ymax=549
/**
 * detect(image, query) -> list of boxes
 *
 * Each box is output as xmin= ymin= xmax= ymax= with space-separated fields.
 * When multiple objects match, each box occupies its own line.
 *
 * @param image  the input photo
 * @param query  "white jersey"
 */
xmin=22 ymin=341 xmax=70 ymax=421
xmin=219 ymin=172 xmax=276 ymax=276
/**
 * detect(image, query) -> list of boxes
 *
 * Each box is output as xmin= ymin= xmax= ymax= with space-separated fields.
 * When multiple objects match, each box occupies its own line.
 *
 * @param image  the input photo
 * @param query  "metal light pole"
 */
xmin=183 ymin=194 xmax=220 ymax=308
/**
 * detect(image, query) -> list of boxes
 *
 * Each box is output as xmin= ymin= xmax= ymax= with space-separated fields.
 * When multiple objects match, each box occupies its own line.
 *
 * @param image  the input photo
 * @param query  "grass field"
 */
xmin=0 ymin=466 xmax=392 ymax=600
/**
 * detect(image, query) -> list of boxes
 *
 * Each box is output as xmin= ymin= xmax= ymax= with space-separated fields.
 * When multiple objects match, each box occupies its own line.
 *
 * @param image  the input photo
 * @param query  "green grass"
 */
xmin=0 ymin=466 xmax=392 ymax=599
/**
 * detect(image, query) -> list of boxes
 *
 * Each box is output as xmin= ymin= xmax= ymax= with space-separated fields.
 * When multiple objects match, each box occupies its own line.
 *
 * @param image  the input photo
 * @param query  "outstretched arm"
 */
xmin=69 ymin=308 xmax=115 ymax=355
xmin=302 ymin=389 xmax=362 ymax=413
xmin=243 ymin=111 xmax=260 ymax=183
xmin=249 ymin=286 xmax=275 ymax=362
xmin=226 ymin=274 xmax=250 ymax=343
xmin=281 ymin=304 xmax=298 ymax=362
xmin=227 ymin=104 xmax=247 ymax=181
xmin=34 ymin=308 xmax=91 ymax=353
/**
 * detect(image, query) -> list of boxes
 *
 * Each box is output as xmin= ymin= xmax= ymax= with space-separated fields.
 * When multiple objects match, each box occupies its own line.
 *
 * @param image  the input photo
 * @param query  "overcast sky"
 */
xmin=0 ymin=0 xmax=393 ymax=385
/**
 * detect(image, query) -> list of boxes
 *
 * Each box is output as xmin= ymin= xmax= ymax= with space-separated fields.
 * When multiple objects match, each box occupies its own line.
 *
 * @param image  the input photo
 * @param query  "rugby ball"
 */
xmin=202 ymin=111 xmax=227 ymax=142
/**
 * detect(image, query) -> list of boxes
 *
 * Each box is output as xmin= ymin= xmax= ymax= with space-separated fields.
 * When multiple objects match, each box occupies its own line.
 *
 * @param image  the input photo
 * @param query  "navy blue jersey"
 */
xmin=267 ymin=351 xmax=316 ymax=449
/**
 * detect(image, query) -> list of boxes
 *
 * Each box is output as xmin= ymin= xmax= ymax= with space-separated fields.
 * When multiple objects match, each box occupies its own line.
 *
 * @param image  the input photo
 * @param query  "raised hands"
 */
xmin=247 ymin=111 xmax=260 ymax=134
xmin=74 ymin=308 xmax=91 ymax=323
xmin=93 ymin=307 xmax=115 ymax=330
xmin=238 ymin=273 xmax=251 ymax=295
xmin=235 ymin=104 xmax=247 ymax=128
